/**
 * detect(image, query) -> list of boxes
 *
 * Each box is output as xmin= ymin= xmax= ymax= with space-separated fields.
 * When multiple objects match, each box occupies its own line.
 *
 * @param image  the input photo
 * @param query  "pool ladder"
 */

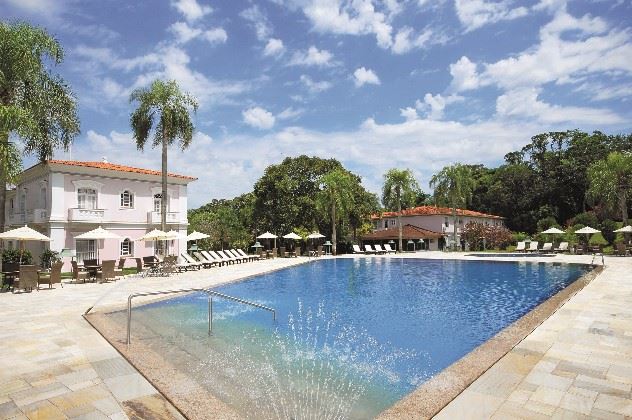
xmin=126 ymin=288 xmax=276 ymax=346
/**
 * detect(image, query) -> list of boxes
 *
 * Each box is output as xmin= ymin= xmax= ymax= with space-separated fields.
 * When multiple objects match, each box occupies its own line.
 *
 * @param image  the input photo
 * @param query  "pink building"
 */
xmin=370 ymin=206 xmax=504 ymax=250
xmin=4 ymin=160 xmax=196 ymax=270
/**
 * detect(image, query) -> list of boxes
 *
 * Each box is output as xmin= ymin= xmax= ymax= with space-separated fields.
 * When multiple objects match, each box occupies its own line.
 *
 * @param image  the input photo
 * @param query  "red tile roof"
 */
xmin=373 ymin=205 xmax=503 ymax=219
xmin=47 ymin=160 xmax=197 ymax=180
xmin=361 ymin=224 xmax=443 ymax=240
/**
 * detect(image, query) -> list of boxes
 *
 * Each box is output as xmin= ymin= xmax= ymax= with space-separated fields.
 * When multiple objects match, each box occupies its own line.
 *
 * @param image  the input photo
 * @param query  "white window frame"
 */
xmin=120 ymin=190 xmax=135 ymax=209
xmin=389 ymin=219 xmax=396 ymax=226
xmin=72 ymin=180 xmax=103 ymax=210
xmin=120 ymin=238 xmax=133 ymax=256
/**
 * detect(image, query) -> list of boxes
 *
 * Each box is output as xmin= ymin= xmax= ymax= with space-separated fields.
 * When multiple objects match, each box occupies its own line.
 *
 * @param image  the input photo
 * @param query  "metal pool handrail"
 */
xmin=126 ymin=288 xmax=276 ymax=346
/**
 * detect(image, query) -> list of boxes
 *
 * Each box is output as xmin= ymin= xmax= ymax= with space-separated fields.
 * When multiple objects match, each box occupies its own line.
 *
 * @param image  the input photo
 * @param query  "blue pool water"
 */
xmin=127 ymin=258 xmax=591 ymax=418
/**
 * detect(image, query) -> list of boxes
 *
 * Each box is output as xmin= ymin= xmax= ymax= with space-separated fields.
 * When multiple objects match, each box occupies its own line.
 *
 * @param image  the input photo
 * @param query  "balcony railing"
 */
xmin=148 ymin=211 xmax=179 ymax=224
xmin=27 ymin=209 xmax=48 ymax=223
xmin=8 ymin=212 xmax=25 ymax=225
xmin=68 ymin=208 xmax=105 ymax=222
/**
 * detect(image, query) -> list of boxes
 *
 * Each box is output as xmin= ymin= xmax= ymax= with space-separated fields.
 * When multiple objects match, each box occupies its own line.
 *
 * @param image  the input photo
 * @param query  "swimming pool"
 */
xmin=118 ymin=258 xmax=591 ymax=418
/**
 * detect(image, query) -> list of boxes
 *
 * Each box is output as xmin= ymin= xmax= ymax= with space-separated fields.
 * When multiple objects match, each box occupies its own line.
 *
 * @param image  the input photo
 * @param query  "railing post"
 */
xmin=208 ymin=295 xmax=212 ymax=335
xmin=126 ymin=295 xmax=133 ymax=347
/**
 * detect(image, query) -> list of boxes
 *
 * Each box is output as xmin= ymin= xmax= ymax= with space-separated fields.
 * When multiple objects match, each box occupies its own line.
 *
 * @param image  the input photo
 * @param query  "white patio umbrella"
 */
xmin=0 ymin=225 xmax=51 ymax=264
xmin=136 ymin=229 xmax=170 ymax=241
xmin=575 ymin=226 xmax=600 ymax=234
xmin=187 ymin=231 xmax=210 ymax=241
xmin=614 ymin=225 xmax=632 ymax=233
xmin=75 ymin=226 xmax=121 ymax=262
xmin=307 ymin=232 xmax=325 ymax=253
xmin=541 ymin=227 xmax=565 ymax=234
xmin=283 ymin=232 xmax=302 ymax=252
xmin=257 ymin=231 xmax=278 ymax=249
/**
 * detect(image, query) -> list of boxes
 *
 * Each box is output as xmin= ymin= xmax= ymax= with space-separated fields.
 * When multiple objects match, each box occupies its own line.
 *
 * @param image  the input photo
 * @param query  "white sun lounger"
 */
xmin=237 ymin=248 xmax=260 ymax=261
xmin=210 ymin=250 xmax=236 ymax=264
xmin=383 ymin=244 xmax=396 ymax=253
xmin=220 ymin=250 xmax=242 ymax=263
xmin=527 ymin=241 xmax=539 ymax=252
xmin=193 ymin=251 xmax=216 ymax=268
xmin=201 ymin=250 xmax=224 ymax=266
xmin=229 ymin=249 xmax=249 ymax=263
xmin=541 ymin=243 xmax=553 ymax=252
xmin=364 ymin=244 xmax=375 ymax=254
xmin=352 ymin=244 xmax=365 ymax=254
xmin=554 ymin=242 xmax=569 ymax=253
xmin=515 ymin=241 xmax=526 ymax=252
xmin=373 ymin=244 xmax=387 ymax=254
xmin=180 ymin=252 xmax=203 ymax=269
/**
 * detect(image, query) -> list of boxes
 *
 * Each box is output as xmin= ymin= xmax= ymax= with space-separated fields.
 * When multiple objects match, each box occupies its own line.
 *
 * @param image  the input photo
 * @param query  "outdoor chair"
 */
xmin=271 ymin=247 xmax=277 ymax=259
xmin=515 ymin=242 xmax=526 ymax=252
xmin=13 ymin=265 xmax=38 ymax=293
xmin=181 ymin=253 xmax=202 ymax=270
xmin=527 ymin=242 xmax=539 ymax=252
xmin=364 ymin=244 xmax=375 ymax=254
xmin=294 ymin=246 xmax=301 ymax=257
xmin=541 ymin=243 xmax=553 ymax=252
xmin=317 ymin=245 xmax=323 ymax=257
xmin=616 ymin=243 xmax=628 ymax=256
xmin=202 ymin=250 xmax=224 ymax=266
xmin=352 ymin=244 xmax=365 ymax=254
xmin=229 ymin=249 xmax=249 ymax=263
xmin=96 ymin=260 xmax=116 ymax=283
xmin=114 ymin=258 xmax=126 ymax=278
xmin=194 ymin=251 xmax=216 ymax=268
xmin=161 ymin=256 xmax=179 ymax=275
xmin=134 ymin=258 xmax=145 ymax=276
xmin=384 ymin=244 xmax=396 ymax=253
xmin=2 ymin=262 xmax=19 ymax=290
xmin=237 ymin=248 xmax=259 ymax=261
xmin=219 ymin=250 xmax=241 ymax=263
xmin=575 ymin=244 xmax=586 ymax=255
xmin=210 ymin=250 xmax=234 ymax=265
xmin=554 ymin=242 xmax=569 ymax=253
xmin=373 ymin=244 xmax=387 ymax=254
xmin=37 ymin=261 xmax=63 ymax=289
xmin=279 ymin=246 xmax=287 ymax=258
xmin=71 ymin=261 xmax=90 ymax=283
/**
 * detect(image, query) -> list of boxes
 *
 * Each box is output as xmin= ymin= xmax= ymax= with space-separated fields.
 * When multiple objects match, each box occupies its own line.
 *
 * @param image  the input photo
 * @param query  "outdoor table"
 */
xmin=83 ymin=265 xmax=101 ymax=280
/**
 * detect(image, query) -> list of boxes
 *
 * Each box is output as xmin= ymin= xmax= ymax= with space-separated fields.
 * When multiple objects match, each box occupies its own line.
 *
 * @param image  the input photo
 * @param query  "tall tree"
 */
xmin=0 ymin=22 xmax=79 ymax=233
xmin=317 ymin=169 xmax=355 ymax=255
xmin=430 ymin=163 xmax=476 ymax=250
xmin=129 ymin=79 xmax=198 ymax=233
xmin=382 ymin=168 xmax=420 ymax=252
xmin=587 ymin=152 xmax=632 ymax=222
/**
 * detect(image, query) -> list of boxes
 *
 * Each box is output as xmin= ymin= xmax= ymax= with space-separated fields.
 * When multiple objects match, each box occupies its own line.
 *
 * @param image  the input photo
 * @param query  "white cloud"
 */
xmin=575 ymin=82 xmax=632 ymax=102
xmin=171 ymin=0 xmax=212 ymax=22
xmin=399 ymin=107 xmax=419 ymax=121
xmin=242 ymin=107 xmax=276 ymax=129
xmin=299 ymin=75 xmax=333 ymax=93
xmin=496 ymin=88 xmax=623 ymax=124
xmin=416 ymin=93 xmax=464 ymax=119
xmin=277 ymin=107 xmax=304 ymax=120
xmin=240 ymin=5 xmax=272 ymax=41
xmin=353 ymin=67 xmax=381 ymax=87
xmin=449 ymin=56 xmax=480 ymax=92
xmin=288 ymin=46 xmax=335 ymax=67
xmin=454 ymin=0 xmax=529 ymax=32
xmin=169 ymin=21 xmax=227 ymax=45
xmin=263 ymin=38 xmax=285 ymax=57
xmin=391 ymin=27 xmax=434 ymax=54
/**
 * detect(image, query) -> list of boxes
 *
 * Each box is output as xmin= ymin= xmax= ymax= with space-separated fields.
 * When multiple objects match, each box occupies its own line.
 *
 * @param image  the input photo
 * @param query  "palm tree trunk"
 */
xmin=452 ymin=206 xmax=458 ymax=251
xmin=620 ymin=189 xmax=628 ymax=223
xmin=332 ymin=202 xmax=337 ymax=255
xmin=161 ymin=134 xmax=168 ymax=254
xmin=397 ymin=190 xmax=403 ymax=252
xmin=0 ymin=132 xmax=6 ymax=272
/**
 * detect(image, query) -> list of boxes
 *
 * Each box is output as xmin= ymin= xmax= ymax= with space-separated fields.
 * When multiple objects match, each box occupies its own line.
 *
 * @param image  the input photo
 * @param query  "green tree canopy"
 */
xmin=587 ymin=152 xmax=632 ymax=222
xmin=317 ymin=169 xmax=356 ymax=255
xmin=382 ymin=168 xmax=420 ymax=251
xmin=129 ymin=79 xmax=198 ymax=232
xmin=430 ymin=163 xmax=476 ymax=250
xmin=0 ymin=21 xmax=79 ymax=232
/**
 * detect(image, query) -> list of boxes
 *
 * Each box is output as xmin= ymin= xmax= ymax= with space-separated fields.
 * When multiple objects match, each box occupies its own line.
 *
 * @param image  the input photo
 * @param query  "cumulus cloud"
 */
xmin=169 ymin=21 xmax=227 ymax=45
xmin=454 ymin=0 xmax=529 ymax=32
xmin=263 ymin=38 xmax=285 ymax=57
xmin=240 ymin=5 xmax=273 ymax=40
xmin=416 ymin=93 xmax=465 ymax=120
xmin=171 ymin=0 xmax=212 ymax=22
xmin=299 ymin=75 xmax=333 ymax=93
xmin=353 ymin=67 xmax=381 ymax=87
xmin=391 ymin=27 xmax=434 ymax=54
xmin=496 ymin=88 xmax=623 ymax=124
xmin=449 ymin=56 xmax=480 ymax=92
xmin=242 ymin=106 xmax=276 ymax=129
xmin=288 ymin=46 xmax=335 ymax=67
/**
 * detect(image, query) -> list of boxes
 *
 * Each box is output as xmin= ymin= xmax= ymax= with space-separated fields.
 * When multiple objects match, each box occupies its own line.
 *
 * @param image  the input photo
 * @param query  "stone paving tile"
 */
xmin=90 ymin=359 xmax=135 ymax=381
xmin=0 ymin=400 xmax=21 ymax=419
xmin=102 ymin=375 xmax=155 ymax=403
xmin=593 ymin=393 xmax=632 ymax=416
xmin=21 ymin=399 xmax=67 ymax=419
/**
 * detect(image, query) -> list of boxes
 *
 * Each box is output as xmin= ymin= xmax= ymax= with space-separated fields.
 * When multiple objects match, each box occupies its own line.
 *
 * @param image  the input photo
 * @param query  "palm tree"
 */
xmin=382 ymin=169 xmax=420 ymax=252
xmin=0 ymin=22 xmax=79 ymax=234
xmin=588 ymin=152 xmax=632 ymax=222
xmin=317 ymin=169 xmax=355 ymax=255
xmin=129 ymin=80 xmax=198 ymax=233
xmin=430 ymin=163 xmax=476 ymax=251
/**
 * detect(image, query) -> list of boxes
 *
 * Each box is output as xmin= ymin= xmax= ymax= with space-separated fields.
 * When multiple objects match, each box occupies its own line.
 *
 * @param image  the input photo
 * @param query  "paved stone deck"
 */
xmin=0 ymin=252 xmax=629 ymax=419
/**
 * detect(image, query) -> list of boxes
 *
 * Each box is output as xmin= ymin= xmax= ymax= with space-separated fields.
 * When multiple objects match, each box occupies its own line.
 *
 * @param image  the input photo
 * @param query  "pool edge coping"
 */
xmin=376 ymin=264 xmax=603 ymax=420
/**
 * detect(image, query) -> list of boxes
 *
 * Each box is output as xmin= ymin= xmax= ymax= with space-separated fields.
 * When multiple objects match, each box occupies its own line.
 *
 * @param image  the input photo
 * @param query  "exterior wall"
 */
xmin=3 ymin=164 xmax=193 ymax=271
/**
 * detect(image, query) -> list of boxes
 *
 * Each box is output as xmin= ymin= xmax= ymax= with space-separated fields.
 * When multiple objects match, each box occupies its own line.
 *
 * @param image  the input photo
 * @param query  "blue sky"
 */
xmin=4 ymin=0 xmax=632 ymax=207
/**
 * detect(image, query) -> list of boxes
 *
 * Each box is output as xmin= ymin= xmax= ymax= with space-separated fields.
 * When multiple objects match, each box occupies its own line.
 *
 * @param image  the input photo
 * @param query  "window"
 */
xmin=154 ymin=239 xmax=166 ymax=256
xmin=444 ymin=217 xmax=449 ymax=227
xmin=77 ymin=188 xmax=97 ymax=209
xmin=120 ymin=190 xmax=134 ymax=208
xmin=153 ymin=193 xmax=162 ymax=212
xmin=76 ymin=239 xmax=96 ymax=263
xmin=19 ymin=192 xmax=26 ymax=213
xmin=120 ymin=238 xmax=133 ymax=256
xmin=40 ymin=187 xmax=47 ymax=209
xmin=389 ymin=219 xmax=396 ymax=226
xmin=384 ymin=220 xmax=388 ymax=229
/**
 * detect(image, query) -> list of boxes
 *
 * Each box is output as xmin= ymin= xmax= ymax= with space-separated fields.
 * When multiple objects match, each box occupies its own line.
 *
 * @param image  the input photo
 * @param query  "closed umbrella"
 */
xmin=0 ymin=225 xmax=51 ymax=264
xmin=75 ymin=226 xmax=121 ymax=262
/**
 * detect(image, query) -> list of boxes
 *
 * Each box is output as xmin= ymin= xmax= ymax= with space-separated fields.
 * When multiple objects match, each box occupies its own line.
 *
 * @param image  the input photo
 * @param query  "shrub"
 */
xmin=40 ymin=249 xmax=60 ymax=269
xmin=2 ymin=249 xmax=33 ymax=265
xmin=537 ymin=216 xmax=558 ymax=233
xmin=600 ymin=219 xmax=617 ymax=245
xmin=512 ymin=232 xmax=529 ymax=243
xmin=462 ymin=222 xmax=513 ymax=251
xmin=571 ymin=212 xmax=599 ymax=228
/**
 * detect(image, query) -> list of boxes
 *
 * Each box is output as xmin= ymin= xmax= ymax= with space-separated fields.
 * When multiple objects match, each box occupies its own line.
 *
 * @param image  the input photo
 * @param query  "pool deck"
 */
xmin=0 ymin=252 xmax=630 ymax=419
